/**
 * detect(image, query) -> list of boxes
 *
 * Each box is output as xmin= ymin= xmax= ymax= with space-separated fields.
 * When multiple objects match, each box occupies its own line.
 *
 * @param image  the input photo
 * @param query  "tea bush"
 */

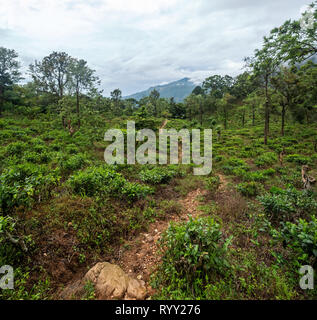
xmin=258 ymin=188 xmax=317 ymax=221
xmin=222 ymin=157 xmax=249 ymax=175
xmin=0 ymin=164 xmax=60 ymax=213
xmin=255 ymin=152 xmax=277 ymax=167
xmin=68 ymin=166 xmax=153 ymax=200
xmin=278 ymin=216 xmax=317 ymax=265
xmin=285 ymin=154 xmax=311 ymax=165
xmin=139 ymin=166 xmax=183 ymax=184
xmin=237 ymin=181 xmax=263 ymax=197
xmin=152 ymin=216 xmax=231 ymax=298
xmin=5 ymin=142 xmax=28 ymax=156
xmin=59 ymin=153 xmax=90 ymax=173
xmin=206 ymin=174 xmax=221 ymax=193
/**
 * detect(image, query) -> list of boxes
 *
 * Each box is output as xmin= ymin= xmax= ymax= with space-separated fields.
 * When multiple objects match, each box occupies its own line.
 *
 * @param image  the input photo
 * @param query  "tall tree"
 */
xmin=271 ymin=66 xmax=298 ymax=135
xmin=69 ymin=58 xmax=100 ymax=128
xmin=110 ymin=88 xmax=123 ymax=116
xmin=0 ymin=47 xmax=22 ymax=115
xmin=149 ymin=89 xmax=160 ymax=116
xmin=244 ymin=91 xmax=263 ymax=126
xmin=202 ymin=75 xmax=234 ymax=98
xmin=29 ymin=51 xmax=72 ymax=99
xmin=247 ymin=41 xmax=281 ymax=145
xmin=266 ymin=2 xmax=317 ymax=64
xmin=217 ymin=93 xmax=235 ymax=129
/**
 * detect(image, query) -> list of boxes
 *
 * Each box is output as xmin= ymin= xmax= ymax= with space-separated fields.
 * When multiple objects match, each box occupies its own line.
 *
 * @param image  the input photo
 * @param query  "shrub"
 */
xmin=242 ymin=168 xmax=275 ymax=182
xmin=278 ymin=216 xmax=317 ymax=265
xmin=152 ymin=216 xmax=231 ymax=298
xmin=285 ymin=154 xmax=311 ymax=165
xmin=139 ymin=166 xmax=183 ymax=184
xmin=255 ymin=152 xmax=277 ymax=167
xmin=23 ymin=151 xmax=52 ymax=164
xmin=0 ymin=164 xmax=60 ymax=213
xmin=222 ymin=157 xmax=249 ymax=175
xmin=59 ymin=153 xmax=90 ymax=173
xmin=258 ymin=188 xmax=317 ymax=221
xmin=237 ymin=181 xmax=263 ymax=197
xmin=206 ymin=175 xmax=221 ymax=193
xmin=68 ymin=166 xmax=153 ymax=200
xmin=65 ymin=144 xmax=80 ymax=154
xmin=5 ymin=142 xmax=28 ymax=156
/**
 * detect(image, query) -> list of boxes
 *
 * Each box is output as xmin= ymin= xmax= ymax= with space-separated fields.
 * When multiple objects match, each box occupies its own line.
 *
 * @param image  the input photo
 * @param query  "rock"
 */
xmin=81 ymin=262 xmax=147 ymax=300
xmin=84 ymin=262 xmax=129 ymax=299
xmin=137 ymin=274 xmax=143 ymax=280
xmin=126 ymin=278 xmax=147 ymax=300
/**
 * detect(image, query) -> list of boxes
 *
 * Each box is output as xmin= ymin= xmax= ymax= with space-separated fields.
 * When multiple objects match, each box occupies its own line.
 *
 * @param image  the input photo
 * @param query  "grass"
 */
xmin=0 ymin=113 xmax=316 ymax=300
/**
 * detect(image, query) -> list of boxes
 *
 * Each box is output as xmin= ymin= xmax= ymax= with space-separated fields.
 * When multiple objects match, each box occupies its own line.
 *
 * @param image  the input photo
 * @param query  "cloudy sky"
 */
xmin=0 ymin=0 xmax=311 ymax=96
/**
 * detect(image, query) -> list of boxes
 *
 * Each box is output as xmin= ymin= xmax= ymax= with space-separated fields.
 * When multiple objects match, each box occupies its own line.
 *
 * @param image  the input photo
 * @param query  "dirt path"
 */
xmin=116 ymin=188 xmax=207 ymax=294
xmin=218 ymin=173 xmax=229 ymax=192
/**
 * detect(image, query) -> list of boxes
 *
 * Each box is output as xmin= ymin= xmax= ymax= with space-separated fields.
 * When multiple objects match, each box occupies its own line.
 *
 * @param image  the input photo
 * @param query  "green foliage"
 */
xmin=139 ymin=166 xmax=183 ymax=184
xmin=285 ymin=154 xmax=311 ymax=165
xmin=68 ymin=165 xmax=153 ymax=201
xmin=237 ymin=181 xmax=263 ymax=197
xmin=258 ymin=188 xmax=317 ymax=221
xmin=205 ymin=174 xmax=221 ymax=193
xmin=5 ymin=141 xmax=28 ymax=156
xmin=152 ymin=216 xmax=231 ymax=299
xmin=59 ymin=153 xmax=90 ymax=173
xmin=222 ymin=157 xmax=249 ymax=175
xmin=0 ymin=164 xmax=60 ymax=213
xmin=255 ymin=152 xmax=277 ymax=167
xmin=278 ymin=216 xmax=317 ymax=265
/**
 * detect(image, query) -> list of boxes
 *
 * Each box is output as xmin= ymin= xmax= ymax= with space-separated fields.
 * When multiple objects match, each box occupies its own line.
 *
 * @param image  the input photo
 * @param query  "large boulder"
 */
xmin=60 ymin=262 xmax=147 ymax=300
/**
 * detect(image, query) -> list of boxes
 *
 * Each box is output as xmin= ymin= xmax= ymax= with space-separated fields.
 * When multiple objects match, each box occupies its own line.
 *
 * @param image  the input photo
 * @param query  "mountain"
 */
xmin=124 ymin=77 xmax=198 ymax=102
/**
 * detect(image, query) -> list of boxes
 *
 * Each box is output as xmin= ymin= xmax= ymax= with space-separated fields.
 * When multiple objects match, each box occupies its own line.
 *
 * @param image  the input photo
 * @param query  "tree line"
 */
xmin=0 ymin=2 xmax=316 ymax=143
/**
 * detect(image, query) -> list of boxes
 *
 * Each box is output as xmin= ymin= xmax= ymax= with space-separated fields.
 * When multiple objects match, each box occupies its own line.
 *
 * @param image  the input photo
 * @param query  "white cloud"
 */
xmin=0 ymin=0 xmax=309 ymax=95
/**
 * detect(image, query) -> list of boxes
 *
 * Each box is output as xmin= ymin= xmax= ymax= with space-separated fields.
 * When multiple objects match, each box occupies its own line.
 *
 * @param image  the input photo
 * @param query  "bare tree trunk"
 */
xmin=0 ymin=87 xmax=3 ymax=116
xmin=76 ymin=89 xmax=80 ymax=129
xmin=224 ymin=108 xmax=227 ymax=129
xmin=281 ymin=103 xmax=286 ymax=136
xmin=264 ymin=78 xmax=269 ymax=145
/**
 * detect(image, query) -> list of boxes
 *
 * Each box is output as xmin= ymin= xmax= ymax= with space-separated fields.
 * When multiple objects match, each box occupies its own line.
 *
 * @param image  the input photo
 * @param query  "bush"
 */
xmin=205 ymin=174 xmax=221 ymax=193
xmin=139 ymin=166 xmax=183 ymax=184
xmin=285 ymin=154 xmax=311 ymax=165
xmin=242 ymin=168 xmax=275 ymax=182
xmin=279 ymin=216 xmax=317 ymax=265
xmin=152 ymin=216 xmax=231 ymax=298
xmin=255 ymin=152 xmax=277 ymax=167
xmin=68 ymin=166 xmax=153 ymax=200
xmin=5 ymin=142 xmax=28 ymax=157
xmin=237 ymin=181 xmax=263 ymax=197
xmin=258 ymin=188 xmax=317 ymax=221
xmin=222 ymin=157 xmax=249 ymax=175
xmin=23 ymin=151 xmax=52 ymax=164
xmin=59 ymin=153 xmax=90 ymax=173
xmin=0 ymin=164 xmax=60 ymax=213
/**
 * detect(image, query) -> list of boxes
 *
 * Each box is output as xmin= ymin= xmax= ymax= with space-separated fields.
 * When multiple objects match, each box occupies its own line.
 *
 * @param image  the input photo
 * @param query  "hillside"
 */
xmin=124 ymin=77 xmax=197 ymax=102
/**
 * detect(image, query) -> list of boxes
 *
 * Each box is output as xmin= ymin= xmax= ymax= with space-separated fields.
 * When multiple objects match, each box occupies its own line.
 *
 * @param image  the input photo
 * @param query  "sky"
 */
xmin=0 ymin=0 xmax=312 ymax=96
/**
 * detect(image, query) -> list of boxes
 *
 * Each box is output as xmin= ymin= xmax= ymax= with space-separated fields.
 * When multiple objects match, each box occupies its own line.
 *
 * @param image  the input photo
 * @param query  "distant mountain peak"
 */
xmin=124 ymin=78 xmax=199 ymax=102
